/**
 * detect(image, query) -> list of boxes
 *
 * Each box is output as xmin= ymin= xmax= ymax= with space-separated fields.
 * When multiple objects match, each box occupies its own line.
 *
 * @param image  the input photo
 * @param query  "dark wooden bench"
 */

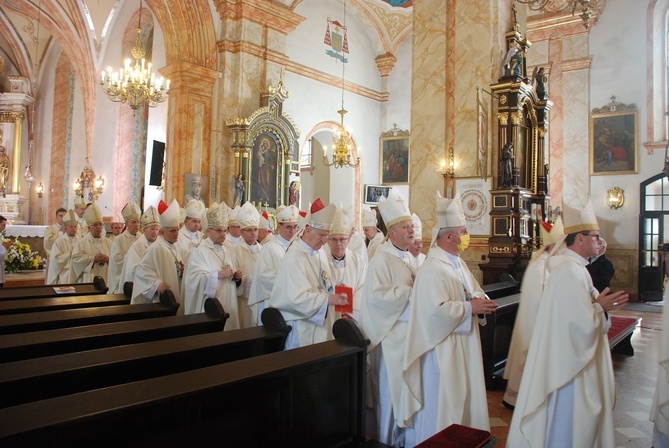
xmin=0 ymin=306 xmax=289 ymax=408
xmin=608 ymin=315 xmax=640 ymax=356
xmin=0 ymin=276 xmax=108 ymax=301
xmin=0 ymin=319 xmax=369 ymax=448
xmin=0 ymin=293 xmax=129 ymax=316
xmin=0 ymin=290 xmax=178 ymax=335
xmin=481 ymin=275 xmax=520 ymax=390
xmin=0 ymin=295 xmax=226 ymax=363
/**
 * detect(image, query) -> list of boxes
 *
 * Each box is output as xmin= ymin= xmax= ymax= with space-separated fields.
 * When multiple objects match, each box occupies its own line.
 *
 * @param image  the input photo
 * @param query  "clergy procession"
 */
xmin=36 ymin=187 xmax=669 ymax=447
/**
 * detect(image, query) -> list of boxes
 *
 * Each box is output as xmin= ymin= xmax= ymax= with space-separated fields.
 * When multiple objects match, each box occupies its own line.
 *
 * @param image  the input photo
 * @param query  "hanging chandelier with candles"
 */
xmin=514 ymin=0 xmax=604 ymax=29
xmin=100 ymin=0 xmax=169 ymax=113
xmin=323 ymin=0 xmax=359 ymax=169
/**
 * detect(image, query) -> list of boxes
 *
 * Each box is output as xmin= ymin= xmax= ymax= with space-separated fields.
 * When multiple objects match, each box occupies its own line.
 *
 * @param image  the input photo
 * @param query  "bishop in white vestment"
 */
xmin=44 ymin=208 xmax=67 ymax=255
xmin=269 ymin=199 xmax=343 ymax=350
xmin=121 ymin=206 xmax=160 ymax=291
xmin=177 ymin=199 xmax=205 ymax=256
xmin=46 ymin=210 xmax=80 ymax=284
xmin=248 ymin=205 xmax=299 ymax=325
xmin=233 ymin=203 xmax=262 ymax=328
xmin=132 ymin=200 xmax=186 ymax=313
xmin=652 ymin=258 xmax=669 ymax=446
xmin=363 ymin=205 xmax=384 ymax=260
xmin=358 ymin=189 xmax=416 ymax=447
xmin=408 ymin=213 xmax=426 ymax=268
xmin=507 ymin=199 xmax=629 ymax=448
xmin=401 ymin=193 xmax=495 ymax=447
xmin=107 ymin=202 xmax=141 ymax=294
xmin=69 ymin=204 xmax=112 ymax=284
xmin=503 ymin=217 xmax=565 ymax=408
xmin=183 ymin=203 xmax=243 ymax=327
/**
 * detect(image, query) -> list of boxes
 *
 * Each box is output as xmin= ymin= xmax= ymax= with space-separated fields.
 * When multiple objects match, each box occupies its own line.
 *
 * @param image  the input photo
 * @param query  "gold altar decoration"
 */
xmin=100 ymin=0 xmax=169 ymax=113
xmin=74 ymin=156 xmax=104 ymax=202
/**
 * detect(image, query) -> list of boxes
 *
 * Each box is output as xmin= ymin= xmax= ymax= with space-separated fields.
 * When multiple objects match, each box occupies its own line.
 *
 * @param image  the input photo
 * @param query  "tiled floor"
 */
xmin=486 ymin=308 xmax=663 ymax=447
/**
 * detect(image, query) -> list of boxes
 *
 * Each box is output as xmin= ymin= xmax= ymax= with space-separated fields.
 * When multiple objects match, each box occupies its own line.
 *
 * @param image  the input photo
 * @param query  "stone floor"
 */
xmin=486 ymin=308 xmax=663 ymax=447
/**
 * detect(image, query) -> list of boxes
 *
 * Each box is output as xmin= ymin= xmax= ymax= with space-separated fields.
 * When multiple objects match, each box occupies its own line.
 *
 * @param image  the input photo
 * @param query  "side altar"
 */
xmin=479 ymin=19 xmax=553 ymax=285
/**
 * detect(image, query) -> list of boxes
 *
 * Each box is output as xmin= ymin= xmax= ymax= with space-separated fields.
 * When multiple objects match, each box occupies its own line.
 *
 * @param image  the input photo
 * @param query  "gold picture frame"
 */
xmin=589 ymin=98 xmax=638 ymax=176
xmin=380 ymin=126 xmax=410 ymax=185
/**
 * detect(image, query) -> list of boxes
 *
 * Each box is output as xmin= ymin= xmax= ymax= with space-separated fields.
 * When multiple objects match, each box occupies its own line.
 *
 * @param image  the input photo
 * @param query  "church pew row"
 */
xmin=0 ymin=276 xmax=109 ymax=301
xmin=0 ymin=293 xmax=129 ymax=316
xmin=0 ymin=307 xmax=289 ymax=409
xmin=481 ymin=275 xmax=521 ymax=390
xmin=0 ymin=296 xmax=227 ymax=363
xmin=0 ymin=290 xmax=179 ymax=335
xmin=0 ymin=319 xmax=370 ymax=448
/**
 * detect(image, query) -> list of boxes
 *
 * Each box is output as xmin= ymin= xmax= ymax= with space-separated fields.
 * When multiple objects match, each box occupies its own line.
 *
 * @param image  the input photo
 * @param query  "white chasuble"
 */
xmin=46 ymin=233 xmax=79 ymax=284
xmin=248 ymin=235 xmax=290 ymax=326
xmin=234 ymin=241 xmax=261 ymax=328
xmin=325 ymin=248 xmax=367 ymax=321
xmin=183 ymin=238 xmax=242 ymax=329
xmin=107 ymin=230 xmax=140 ymax=294
xmin=358 ymin=241 xmax=417 ymax=445
xmin=401 ymin=247 xmax=489 ymax=445
xmin=69 ymin=233 xmax=112 ymax=284
xmin=651 ymin=286 xmax=669 ymax=444
xmin=507 ymin=249 xmax=615 ymax=448
xmin=120 ymin=235 xmax=152 ymax=292
xmin=367 ymin=231 xmax=385 ymax=260
xmin=503 ymin=251 xmax=550 ymax=406
xmin=268 ymin=239 xmax=337 ymax=349
xmin=131 ymin=237 xmax=185 ymax=313
xmin=44 ymin=223 xmax=62 ymax=255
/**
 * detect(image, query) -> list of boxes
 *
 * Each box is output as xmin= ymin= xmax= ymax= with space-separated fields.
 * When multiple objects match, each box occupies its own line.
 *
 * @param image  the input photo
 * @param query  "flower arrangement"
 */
xmin=5 ymin=237 xmax=43 ymax=273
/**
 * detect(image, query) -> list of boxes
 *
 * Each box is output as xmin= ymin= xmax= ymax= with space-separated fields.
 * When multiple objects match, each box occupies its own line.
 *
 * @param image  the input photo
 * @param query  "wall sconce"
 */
xmin=36 ymin=183 xmax=43 ymax=198
xmin=441 ymin=147 xmax=455 ymax=179
xmin=606 ymin=187 xmax=624 ymax=210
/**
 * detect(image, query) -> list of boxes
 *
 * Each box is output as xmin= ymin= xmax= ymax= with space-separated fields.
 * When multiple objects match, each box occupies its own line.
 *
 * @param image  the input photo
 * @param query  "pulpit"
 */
xmin=480 ymin=19 xmax=552 ymax=285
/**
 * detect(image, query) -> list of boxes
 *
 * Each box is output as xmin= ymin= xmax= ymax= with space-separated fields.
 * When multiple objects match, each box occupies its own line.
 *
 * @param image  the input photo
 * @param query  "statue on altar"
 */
xmin=233 ymin=173 xmax=245 ymax=207
xmin=498 ymin=141 xmax=514 ymax=188
xmin=289 ymin=180 xmax=300 ymax=206
xmin=0 ymin=143 xmax=10 ymax=195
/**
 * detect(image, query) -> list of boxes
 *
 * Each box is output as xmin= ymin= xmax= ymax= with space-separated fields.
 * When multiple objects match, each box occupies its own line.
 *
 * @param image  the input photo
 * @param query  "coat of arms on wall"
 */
xmin=324 ymin=18 xmax=349 ymax=63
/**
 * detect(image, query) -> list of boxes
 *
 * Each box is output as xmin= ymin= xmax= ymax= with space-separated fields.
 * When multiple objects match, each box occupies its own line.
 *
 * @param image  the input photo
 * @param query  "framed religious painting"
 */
xmin=364 ymin=185 xmax=392 ymax=205
xmin=589 ymin=99 xmax=638 ymax=176
xmin=380 ymin=126 xmax=410 ymax=184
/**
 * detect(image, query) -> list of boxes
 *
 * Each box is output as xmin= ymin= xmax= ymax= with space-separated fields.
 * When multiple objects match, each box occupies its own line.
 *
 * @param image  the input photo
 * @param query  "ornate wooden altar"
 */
xmin=225 ymin=78 xmax=300 ymax=210
xmin=479 ymin=21 xmax=553 ymax=285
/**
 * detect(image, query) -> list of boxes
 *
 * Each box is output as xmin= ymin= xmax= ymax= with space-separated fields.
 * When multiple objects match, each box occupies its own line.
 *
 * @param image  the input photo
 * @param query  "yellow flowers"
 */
xmin=5 ymin=237 xmax=42 ymax=273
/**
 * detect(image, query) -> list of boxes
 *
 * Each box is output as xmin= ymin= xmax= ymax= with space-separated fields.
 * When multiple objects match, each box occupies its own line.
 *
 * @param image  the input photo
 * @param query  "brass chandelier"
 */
xmin=514 ymin=0 xmax=604 ymax=29
xmin=100 ymin=0 xmax=169 ymax=113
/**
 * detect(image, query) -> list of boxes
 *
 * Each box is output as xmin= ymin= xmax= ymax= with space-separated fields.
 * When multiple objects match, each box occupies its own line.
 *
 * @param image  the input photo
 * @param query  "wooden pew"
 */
xmin=0 ymin=306 xmax=289 ymax=408
xmin=0 ymin=276 xmax=108 ymax=301
xmin=0 ymin=319 xmax=370 ymax=448
xmin=0 ymin=295 xmax=227 ymax=364
xmin=0 ymin=294 xmax=129 ymax=316
xmin=0 ymin=290 xmax=178 ymax=335
xmin=481 ymin=275 xmax=520 ymax=390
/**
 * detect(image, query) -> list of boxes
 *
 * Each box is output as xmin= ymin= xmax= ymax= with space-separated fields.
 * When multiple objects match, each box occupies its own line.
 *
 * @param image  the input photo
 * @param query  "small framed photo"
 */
xmin=589 ymin=106 xmax=638 ymax=175
xmin=365 ymin=185 xmax=392 ymax=205
xmin=380 ymin=128 xmax=410 ymax=185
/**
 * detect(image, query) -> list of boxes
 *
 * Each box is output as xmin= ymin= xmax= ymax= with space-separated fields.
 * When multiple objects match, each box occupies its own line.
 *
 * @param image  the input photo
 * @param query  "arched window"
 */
xmin=645 ymin=0 xmax=669 ymax=152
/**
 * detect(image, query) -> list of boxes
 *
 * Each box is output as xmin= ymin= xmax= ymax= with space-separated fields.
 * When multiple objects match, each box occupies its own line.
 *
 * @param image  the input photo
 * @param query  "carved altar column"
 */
xmin=159 ymin=62 xmax=218 ymax=205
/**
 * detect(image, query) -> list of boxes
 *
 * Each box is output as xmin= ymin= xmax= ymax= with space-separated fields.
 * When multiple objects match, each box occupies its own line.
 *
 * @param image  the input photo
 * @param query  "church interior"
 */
xmin=0 ymin=0 xmax=666 ymax=446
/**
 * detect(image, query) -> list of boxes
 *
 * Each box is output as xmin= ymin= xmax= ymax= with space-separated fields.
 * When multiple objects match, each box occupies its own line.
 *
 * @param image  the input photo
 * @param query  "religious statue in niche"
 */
xmin=233 ymin=173 xmax=245 ymax=207
xmin=498 ymin=141 xmax=514 ymax=188
xmin=251 ymin=135 xmax=277 ymax=206
xmin=0 ymin=134 xmax=10 ymax=196
xmin=503 ymin=41 xmax=524 ymax=77
xmin=532 ymin=66 xmax=548 ymax=100
xmin=289 ymin=180 xmax=300 ymax=206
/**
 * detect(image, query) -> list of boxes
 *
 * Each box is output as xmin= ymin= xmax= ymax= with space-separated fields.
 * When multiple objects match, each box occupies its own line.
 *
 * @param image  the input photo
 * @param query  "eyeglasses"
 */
xmin=242 ymin=228 xmax=258 ymax=233
xmin=328 ymin=237 xmax=349 ymax=244
xmin=581 ymin=232 xmax=601 ymax=240
xmin=280 ymin=224 xmax=297 ymax=231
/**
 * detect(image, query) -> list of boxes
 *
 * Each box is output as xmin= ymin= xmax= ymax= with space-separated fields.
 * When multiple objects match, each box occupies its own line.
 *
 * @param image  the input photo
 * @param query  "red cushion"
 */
xmin=416 ymin=424 xmax=492 ymax=448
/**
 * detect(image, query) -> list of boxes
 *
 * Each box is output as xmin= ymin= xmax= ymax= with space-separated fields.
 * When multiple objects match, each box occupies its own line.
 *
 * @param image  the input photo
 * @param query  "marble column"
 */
xmin=213 ymin=0 xmax=304 ymax=205
xmin=159 ymin=62 xmax=218 ymax=206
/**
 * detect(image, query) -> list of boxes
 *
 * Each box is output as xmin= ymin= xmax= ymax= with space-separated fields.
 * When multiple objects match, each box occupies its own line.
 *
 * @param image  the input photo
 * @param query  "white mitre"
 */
xmin=276 ymin=205 xmax=299 ymax=223
xmin=207 ymin=203 xmax=230 ymax=228
xmin=121 ymin=201 xmax=141 ymax=222
xmin=185 ymin=199 xmax=206 ymax=219
xmin=83 ymin=204 xmax=103 ymax=225
xmin=237 ymin=202 xmax=260 ymax=228
xmin=160 ymin=199 xmax=181 ymax=228
xmin=411 ymin=212 xmax=423 ymax=241
xmin=331 ymin=204 xmax=353 ymax=235
xmin=361 ymin=205 xmax=377 ymax=228
xmin=141 ymin=206 xmax=160 ymax=228
xmin=563 ymin=198 xmax=599 ymax=234
xmin=307 ymin=198 xmax=337 ymax=231
xmin=378 ymin=188 xmax=411 ymax=228
xmin=63 ymin=209 xmax=79 ymax=226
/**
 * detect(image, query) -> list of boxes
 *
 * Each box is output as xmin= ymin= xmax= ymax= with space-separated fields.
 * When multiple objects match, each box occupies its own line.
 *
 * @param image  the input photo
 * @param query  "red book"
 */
xmin=334 ymin=285 xmax=353 ymax=314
